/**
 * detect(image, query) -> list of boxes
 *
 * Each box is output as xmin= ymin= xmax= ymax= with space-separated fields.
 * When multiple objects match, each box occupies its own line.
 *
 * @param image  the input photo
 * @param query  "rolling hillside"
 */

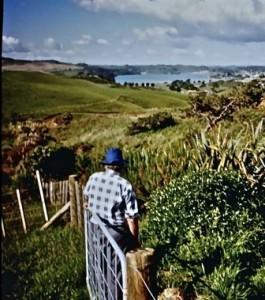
xmin=2 ymin=71 xmax=189 ymax=121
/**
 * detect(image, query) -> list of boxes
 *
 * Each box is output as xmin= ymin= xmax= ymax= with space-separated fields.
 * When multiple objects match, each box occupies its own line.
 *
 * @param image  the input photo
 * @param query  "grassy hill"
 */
xmin=2 ymin=69 xmax=265 ymax=300
xmin=2 ymin=71 xmax=188 ymax=120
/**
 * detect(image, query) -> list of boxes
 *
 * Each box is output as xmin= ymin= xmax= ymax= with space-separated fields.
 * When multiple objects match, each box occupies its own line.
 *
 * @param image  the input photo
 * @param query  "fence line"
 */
xmin=2 ymin=173 xmax=73 ymax=237
xmin=3 ymin=174 xmax=157 ymax=299
xmin=39 ymin=179 xmax=69 ymax=205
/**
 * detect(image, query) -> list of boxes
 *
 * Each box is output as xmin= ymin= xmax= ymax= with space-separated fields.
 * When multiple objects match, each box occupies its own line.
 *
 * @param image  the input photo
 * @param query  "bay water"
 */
xmin=115 ymin=71 xmax=211 ymax=84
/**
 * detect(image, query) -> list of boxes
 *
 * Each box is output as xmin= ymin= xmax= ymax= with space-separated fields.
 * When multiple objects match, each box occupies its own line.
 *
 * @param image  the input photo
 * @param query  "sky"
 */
xmin=2 ymin=0 xmax=265 ymax=66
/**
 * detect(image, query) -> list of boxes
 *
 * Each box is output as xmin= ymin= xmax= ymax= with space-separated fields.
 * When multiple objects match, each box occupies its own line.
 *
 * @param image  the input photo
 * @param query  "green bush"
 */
xmin=127 ymin=112 xmax=176 ymax=135
xmin=25 ymin=145 xmax=76 ymax=180
xmin=250 ymin=265 xmax=265 ymax=297
xmin=169 ymin=79 xmax=198 ymax=92
xmin=2 ymin=226 xmax=88 ymax=300
xmin=141 ymin=170 xmax=264 ymax=298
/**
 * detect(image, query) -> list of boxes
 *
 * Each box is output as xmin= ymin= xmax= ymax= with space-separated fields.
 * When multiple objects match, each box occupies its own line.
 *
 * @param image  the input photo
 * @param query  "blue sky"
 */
xmin=3 ymin=0 xmax=265 ymax=65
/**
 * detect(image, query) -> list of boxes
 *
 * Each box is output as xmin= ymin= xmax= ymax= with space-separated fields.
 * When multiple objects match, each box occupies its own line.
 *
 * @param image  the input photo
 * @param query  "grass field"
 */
xmin=2 ymin=69 xmax=265 ymax=299
xmin=2 ymin=71 xmax=189 ymax=120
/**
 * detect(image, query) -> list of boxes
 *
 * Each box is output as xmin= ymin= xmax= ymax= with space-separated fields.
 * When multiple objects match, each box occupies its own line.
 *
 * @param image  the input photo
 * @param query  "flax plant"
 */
xmin=186 ymin=119 xmax=264 ymax=187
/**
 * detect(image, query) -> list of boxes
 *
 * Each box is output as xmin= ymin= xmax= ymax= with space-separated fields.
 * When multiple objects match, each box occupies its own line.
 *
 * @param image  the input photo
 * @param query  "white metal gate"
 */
xmin=84 ymin=208 xmax=128 ymax=300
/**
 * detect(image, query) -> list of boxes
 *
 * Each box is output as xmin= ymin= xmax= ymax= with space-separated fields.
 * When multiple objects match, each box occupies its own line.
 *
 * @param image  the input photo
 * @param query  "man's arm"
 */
xmin=126 ymin=217 xmax=139 ymax=240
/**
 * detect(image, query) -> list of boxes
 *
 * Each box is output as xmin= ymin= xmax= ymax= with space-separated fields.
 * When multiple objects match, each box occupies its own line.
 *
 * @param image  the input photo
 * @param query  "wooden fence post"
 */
xmin=16 ymin=189 xmax=27 ymax=234
xmin=126 ymin=248 xmax=155 ymax=300
xmin=49 ymin=181 xmax=54 ymax=204
xmin=69 ymin=174 xmax=78 ymax=226
xmin=75 ymin=181 xmax=83 ymax=229
xmin=36 ymin=170 xmax=49 ymax=222
xmin=1 ymin=218 xmax=6 ymax=238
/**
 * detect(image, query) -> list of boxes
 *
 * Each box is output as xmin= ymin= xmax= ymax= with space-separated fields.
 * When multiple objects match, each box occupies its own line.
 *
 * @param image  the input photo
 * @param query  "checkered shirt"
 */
xmin=83 ymin=168 xmax=139 ymax=226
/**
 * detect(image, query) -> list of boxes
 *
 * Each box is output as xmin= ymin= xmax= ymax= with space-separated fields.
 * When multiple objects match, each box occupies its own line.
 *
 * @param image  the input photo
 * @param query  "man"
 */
xmin=83 ymin=147 xmax=139 ymax=299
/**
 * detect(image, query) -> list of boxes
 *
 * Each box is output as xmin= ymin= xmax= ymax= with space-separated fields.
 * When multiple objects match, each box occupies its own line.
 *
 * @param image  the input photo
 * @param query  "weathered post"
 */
xmin=36 ymin=170 xmax=49 ymax=222
xmin=75 ymin=181 xmax=82 ymax=229
xmin=69 ymin=174 xmax=78 ymax=226
xmin=16 ymin=189 xmax=27 ymax=234
xmin=126 ymin=248 xmax=155 ymax=300
xmin=1 ymin=218 xmax=6 ymax=238
xmin=49 ymin=181 xmax=54 ymax=204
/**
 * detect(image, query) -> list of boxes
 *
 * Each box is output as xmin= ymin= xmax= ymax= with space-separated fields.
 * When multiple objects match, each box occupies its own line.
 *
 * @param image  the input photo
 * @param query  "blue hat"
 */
xmin=101 ymin=148 xmax=128 ymax=165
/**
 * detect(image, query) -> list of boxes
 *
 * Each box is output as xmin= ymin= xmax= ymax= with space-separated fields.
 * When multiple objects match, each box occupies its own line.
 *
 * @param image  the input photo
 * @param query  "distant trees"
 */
xmin=169 ymin=79 xmax=197 ymax=92
xmin=123 ymin=82 xmax=155 ymax=88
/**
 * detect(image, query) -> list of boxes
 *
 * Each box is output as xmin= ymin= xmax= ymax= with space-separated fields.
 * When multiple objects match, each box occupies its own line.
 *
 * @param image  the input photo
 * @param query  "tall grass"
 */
xmin=125 ymin=119 xmax=265 ymax=196
xmin=2 ymin=226 xmax=88 ymax=300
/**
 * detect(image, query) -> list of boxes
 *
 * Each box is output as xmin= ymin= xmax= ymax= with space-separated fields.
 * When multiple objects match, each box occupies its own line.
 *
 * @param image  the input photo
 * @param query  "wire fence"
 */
xmin=1 ymin=171 xmax=71 ymax=238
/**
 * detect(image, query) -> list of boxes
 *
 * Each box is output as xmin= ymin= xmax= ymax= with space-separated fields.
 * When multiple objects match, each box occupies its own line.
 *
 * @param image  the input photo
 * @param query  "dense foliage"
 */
xmin=187 ymin=80 xmax=265 ymax=131
xmin=127 ymin=112 xmax=176 ymax=135
xmin=2 ymin=226 xmax=87 ymax=300
xmin=169 ymin=79 xmax=198 ymax=92
xmin=141 ymin=170 xmax=265 ymax=299
xmin=24 ymin=145 xmax=76 ymax=180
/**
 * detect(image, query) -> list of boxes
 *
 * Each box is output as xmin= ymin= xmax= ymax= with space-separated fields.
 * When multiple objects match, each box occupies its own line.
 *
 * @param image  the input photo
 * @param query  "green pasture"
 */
xmin=2 ymin=69 xmax=265 ymax=299
xmin=2 ymin=71 xmax=188 ymax=119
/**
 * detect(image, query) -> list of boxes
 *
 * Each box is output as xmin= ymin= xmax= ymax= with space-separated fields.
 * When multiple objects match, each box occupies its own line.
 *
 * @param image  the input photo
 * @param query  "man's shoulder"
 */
xmin=89 ymin=171 xmax=105 ymax=180
xmin=116 ymin=175 xmax=133 ymax=188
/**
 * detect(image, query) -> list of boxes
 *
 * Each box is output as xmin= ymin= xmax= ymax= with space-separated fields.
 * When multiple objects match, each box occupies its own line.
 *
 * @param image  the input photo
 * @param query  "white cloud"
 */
xmin=44 ymin=37 xmax=63 ymax=50
xmin=3 ymin=35 xmax=19 ymax=47
xmin=74 ymin=0 xmax=265 ymax=43
xmin=146 ymin=48 xmax=157 ymax=55
xmin=97 ymin=38 xmax=109 ymax=45
xmin=73 ymin=39 xmax=89 ymax=45
xmin=172 ymin=48 xmax=188 ymax=54
xmin=66 ymin=49 xmax=75 ymax=55
xmin=74 ymin=0 xmax=265 ymax=24
xmin=133 ymin=26 xmax=178 ymax=40
xmin=2 ymin=35 xmax=30 ymax=53
xmin=73 ymin=34 xmax=92 ymax=45
xmin=194 ymin=49 xmax=204 ymax=58
xmin=121 ymin=39 xmax=133 ymax=46
xmin=82 ymin=34 xmax=92 ymax=40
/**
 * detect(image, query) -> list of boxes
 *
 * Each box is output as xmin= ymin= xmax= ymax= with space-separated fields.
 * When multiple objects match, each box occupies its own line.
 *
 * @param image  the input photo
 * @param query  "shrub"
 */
xmin=25 ymin=145 xmax=76 ymax=180
xmin=141 ymin=170 xmax=264 ymax=298
xmin=169 ymin=79 xmax=197 ymax=91
xmin=250 ymin=265 xmax=265 ymax=297
xmin=127 ymin=112 xmax=176 ymax=135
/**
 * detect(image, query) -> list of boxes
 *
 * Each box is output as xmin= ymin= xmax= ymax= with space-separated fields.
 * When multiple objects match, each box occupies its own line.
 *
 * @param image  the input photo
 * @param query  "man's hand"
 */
xmin=83 ymin=202 xmax=89 ymax=209
xmin=126 ymin=217 xmax=140 ymax=247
